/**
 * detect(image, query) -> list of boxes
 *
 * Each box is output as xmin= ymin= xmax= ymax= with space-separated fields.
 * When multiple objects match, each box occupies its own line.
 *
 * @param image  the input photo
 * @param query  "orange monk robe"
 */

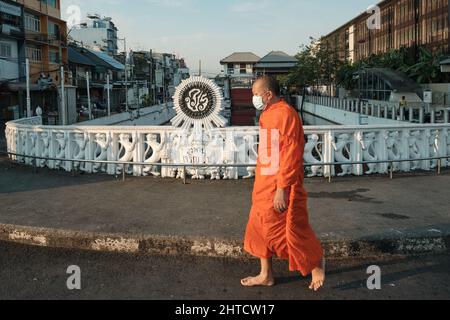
xmin=243 ymin=99 xmax=324 ymax=277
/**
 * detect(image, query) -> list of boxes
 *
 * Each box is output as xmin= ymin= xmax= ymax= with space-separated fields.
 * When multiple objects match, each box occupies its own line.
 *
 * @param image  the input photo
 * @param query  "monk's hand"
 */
xmin=274 ymin=188 xmax=287 ymax=213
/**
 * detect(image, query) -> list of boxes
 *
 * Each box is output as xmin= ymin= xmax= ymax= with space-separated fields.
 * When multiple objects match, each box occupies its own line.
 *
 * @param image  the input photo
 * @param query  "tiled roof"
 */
xmin=220 ymin=52 xmax=261 ymax=64
xmin=258 ymin=51 xmax=297 ymax=63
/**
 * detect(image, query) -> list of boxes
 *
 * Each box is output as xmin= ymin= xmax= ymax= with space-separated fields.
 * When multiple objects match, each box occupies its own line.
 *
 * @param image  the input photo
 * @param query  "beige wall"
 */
xmin=17 ymin=0 xmax=61 ymax=19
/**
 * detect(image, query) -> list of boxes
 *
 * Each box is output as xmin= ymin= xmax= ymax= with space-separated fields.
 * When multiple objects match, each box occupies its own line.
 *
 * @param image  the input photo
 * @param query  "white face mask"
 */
xmin=252 ymin=95 xmax=267 ymax=111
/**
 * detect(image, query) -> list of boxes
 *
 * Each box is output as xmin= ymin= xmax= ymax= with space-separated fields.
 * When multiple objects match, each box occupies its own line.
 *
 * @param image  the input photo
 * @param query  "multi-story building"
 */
xmin=68 ymin=43 xmax=125 ymax=115
xmin=69 ymin=13 xmax=118 ymax=56
xmin=220 ymin=52 xmax=260 ymax=88
xmin=0 ymin=0 xmax=24 ymax=120
xmin=324 ymin=0 xmax=450 ymax=63
xmin=18 ymin=0 xmax=68 ymax=85
xmin=1 ymin=0 xmax=68 ymax=120
xmin=118 ymin=50 xmax=189 ymax=107
xmin=219 ymin=52 xmax=260 ymax=126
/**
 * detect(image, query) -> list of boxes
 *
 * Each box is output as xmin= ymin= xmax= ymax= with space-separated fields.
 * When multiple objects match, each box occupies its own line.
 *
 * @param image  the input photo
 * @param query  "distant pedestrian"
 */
xmin=35 ymin=105 xmax=43 ymax=117
xmin=400 ymin=96 xmax=409 ymax=121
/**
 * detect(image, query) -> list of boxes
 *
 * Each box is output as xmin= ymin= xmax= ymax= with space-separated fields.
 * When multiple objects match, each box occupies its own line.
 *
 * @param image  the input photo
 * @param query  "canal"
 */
xmin=301 ymin=111 xmax=339 ymax=126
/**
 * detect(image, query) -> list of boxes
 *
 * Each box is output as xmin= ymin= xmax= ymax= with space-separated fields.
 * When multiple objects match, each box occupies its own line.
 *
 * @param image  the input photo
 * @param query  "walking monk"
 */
xmin=241 ymin=76 xmax=325 ymax=291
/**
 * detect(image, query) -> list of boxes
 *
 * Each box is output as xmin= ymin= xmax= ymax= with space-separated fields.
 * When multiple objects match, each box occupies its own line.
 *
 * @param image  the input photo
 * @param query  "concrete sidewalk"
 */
xmin=0 ymin=158 xmax=449 ymax=258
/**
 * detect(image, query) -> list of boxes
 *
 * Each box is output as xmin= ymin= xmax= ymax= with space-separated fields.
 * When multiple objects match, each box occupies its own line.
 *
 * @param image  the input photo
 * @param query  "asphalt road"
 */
xmin=0 ymin=241 xmax=449 ymax=300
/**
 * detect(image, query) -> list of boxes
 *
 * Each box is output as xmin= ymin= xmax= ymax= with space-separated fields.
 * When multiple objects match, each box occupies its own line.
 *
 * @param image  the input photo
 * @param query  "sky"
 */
xmin=61 ymin=0 xmax=377 ymax=76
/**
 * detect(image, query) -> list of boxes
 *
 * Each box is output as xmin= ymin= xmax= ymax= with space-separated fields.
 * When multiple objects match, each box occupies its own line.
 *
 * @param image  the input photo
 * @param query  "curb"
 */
xmin=0 ymin=223 xmax=449 ymax=259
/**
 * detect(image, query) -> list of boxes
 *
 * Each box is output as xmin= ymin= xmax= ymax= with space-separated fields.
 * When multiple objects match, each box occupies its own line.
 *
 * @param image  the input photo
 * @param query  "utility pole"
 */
xmin=26 ymin=58 xmax=31 ymax=118
xmin=61 ymin=66 xmax=66 ymax=125
xmin=124 ymin=39 xmax=129 ymax=112
xmin=107 ymin=74 xmax=111 ymax=117
xmin=118 ymin=37 xmax=128 ymax=112
xmin=149 ymin=49 xmax=155 ymax=105
xmin=86 ymin=71 xmax=92 ymax=120
xmin=199 ymin=59 xmax=202 ymax=76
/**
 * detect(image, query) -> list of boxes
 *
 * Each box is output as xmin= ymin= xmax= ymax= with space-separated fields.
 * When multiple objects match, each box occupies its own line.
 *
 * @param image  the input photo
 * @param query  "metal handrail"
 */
xmin=0 ymin=150 xmax=448 ymax=184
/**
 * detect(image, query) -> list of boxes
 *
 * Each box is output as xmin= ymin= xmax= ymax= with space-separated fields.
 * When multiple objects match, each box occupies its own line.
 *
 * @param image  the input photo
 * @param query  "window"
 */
xmin=25 ymin=13 xmax=40 ymax=32
xmin=240 ymin=63 xmax=247 ymax=74
xmin=48 ymin=22 xmax=60 ymax=36
xmin=42 ymin=0 xmax=58 ymax=8
xmin=26 ymin=47 xmax=42 ymax=62
xmin=0 ymin=12 xmax=21 ymax=29
xmin=0 ymin=42 xmax=12 ymax=58
xmin=49 ymin=50 xmax=60 ymax=63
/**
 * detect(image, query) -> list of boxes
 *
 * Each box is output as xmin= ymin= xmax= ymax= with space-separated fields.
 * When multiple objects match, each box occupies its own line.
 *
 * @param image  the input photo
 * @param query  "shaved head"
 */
xmin=254 ymin=76 xmax=280 ymax=97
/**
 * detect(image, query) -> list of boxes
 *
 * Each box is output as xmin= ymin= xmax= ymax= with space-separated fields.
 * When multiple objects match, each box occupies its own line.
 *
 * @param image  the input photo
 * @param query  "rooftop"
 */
xmin=220 ymin=52 xmax=261 ymax=64
xmin=255 ymin=51 xmax=297 ymax=69
xmin=68 ymin=47 xmax=96 ymax=67
xmin=84 ymin=48 xmax=125 ymax=71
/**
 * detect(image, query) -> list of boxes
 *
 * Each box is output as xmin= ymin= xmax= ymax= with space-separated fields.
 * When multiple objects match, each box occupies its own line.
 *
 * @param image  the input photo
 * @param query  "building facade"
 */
xmin=219 ymin=52 xmax=261 ymax=126
xmin=18 ymin=0 xmax=68 ymax=85
xmin=324 ymin=0 xmax=450 ymax=63
xmin=1 ymin=0 xmax=68 ymax=120
xmin=126 ymin=50 xmax=190 ymax=106
xmin=69 ymin=13 xmax=118 ymax=56
xmin=220 ymin=52 xmax=260 ymax=75
xmin=68 ymin=43 xmax=125 ymax=117
xmin=0 ymin=0 xmax=24 ymax=119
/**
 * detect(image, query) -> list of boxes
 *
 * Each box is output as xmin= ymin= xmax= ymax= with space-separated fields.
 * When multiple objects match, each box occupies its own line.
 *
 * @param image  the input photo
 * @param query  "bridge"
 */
xmin=4 ymin=113 xmax=450 ymax=180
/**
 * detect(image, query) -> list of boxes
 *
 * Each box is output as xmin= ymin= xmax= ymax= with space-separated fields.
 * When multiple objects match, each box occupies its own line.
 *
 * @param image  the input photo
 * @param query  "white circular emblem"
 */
xmin=171 ymin=76 xmax=226 ymax=131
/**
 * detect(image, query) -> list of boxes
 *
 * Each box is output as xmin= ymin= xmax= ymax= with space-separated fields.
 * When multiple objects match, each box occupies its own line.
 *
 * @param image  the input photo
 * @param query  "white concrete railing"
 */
xmin=304 ymin=95 xmax=450 ymax=124
xmin=4 ymin=116 xmax=450 ymax=178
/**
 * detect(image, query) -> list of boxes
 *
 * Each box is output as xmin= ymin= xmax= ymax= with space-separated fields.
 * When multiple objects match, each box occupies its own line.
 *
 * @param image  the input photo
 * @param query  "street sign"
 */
xmin=423 ymin=90 xmax=433 ymax=104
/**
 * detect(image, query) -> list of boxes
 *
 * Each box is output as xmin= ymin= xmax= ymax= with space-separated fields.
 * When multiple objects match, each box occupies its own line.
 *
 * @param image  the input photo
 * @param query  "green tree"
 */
xmin=400 ymin=46 xmax=442 ymax=83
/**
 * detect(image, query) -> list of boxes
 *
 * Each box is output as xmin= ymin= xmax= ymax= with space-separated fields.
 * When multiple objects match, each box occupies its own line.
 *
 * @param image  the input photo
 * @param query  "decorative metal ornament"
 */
xmin=171 ymin=76 xmax=227 ymax=131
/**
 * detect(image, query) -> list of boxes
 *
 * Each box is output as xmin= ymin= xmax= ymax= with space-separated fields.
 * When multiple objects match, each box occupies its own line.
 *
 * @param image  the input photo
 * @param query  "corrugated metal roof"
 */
xmin=220 ymin=52 xmax=261 ymax=64
xmin=85 ymin=48 xmax=125 ymax=71
xmin=68 ymin=47 xmax=96 ymax=67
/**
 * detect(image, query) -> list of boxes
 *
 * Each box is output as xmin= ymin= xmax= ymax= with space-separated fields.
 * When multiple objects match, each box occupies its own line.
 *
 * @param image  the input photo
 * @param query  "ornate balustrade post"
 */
xmin=444 ymin=128 xmax=450 ymax=167
xmin=378 ymin=130 xmax=389 ymax=174
xmin=420 ymin=128 xmax=432 ymax=171
xmin=391 ymin=105 xmax=397 ymax=120
xmin=353 ymin=131 xmax=364 ymax=176
xmin=133 ymin=131 xmax=145 ymax=177
xmin=409 ymin=107 xmax=414 ymax=122
xmin=323 ymin=131 xmax=335 ymax=178
xmin=419 ymin=108 xmax=425 ymax=124
xmin=400 ymin=129 xmax=411 ymax=172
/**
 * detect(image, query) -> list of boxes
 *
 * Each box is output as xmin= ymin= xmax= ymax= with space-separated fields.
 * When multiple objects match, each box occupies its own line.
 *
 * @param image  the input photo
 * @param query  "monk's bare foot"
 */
xmin=309 ymin=258 xmax=326 ymax=292
xmin=241 ymin=274 xmax=275 ymax=287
